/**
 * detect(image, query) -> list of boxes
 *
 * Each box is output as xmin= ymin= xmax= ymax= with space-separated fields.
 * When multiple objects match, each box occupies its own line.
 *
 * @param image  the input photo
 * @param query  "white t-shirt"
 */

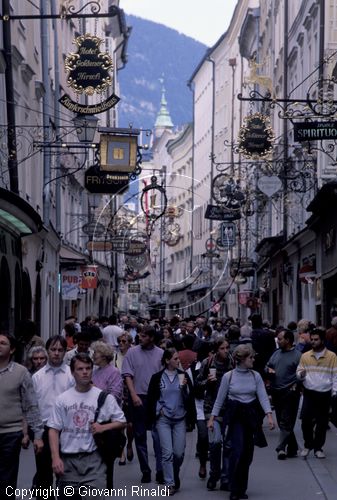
xmin=48 ymin=386 xmax=126 ymax=454
xmin=103 ymin=324 xmax=124 ymax=348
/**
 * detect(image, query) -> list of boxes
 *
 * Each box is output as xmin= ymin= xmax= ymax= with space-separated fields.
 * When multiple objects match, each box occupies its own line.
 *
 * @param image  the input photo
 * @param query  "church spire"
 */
xmin=154 ymin=77 xmax=173 ymax=132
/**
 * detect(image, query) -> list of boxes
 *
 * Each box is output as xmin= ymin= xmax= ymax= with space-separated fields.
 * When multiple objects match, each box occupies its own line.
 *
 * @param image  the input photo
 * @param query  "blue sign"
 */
xmin=220 ymin=222 xmax=236 ymax=247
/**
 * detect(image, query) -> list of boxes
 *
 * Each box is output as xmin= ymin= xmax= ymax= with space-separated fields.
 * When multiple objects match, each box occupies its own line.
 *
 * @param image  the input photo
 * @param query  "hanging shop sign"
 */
xmin=205 ymin=204 xmax=241 ymax=221
xmin=257 ymin=175 xmax=282 ymax=197
xmin=238 ymin=113 xmax=275 ymax=159
xmin=65 ymin=33 xmax=113 ymax=95
xmin=59 ymin=93 xmax=119 ymax=115
xmin=85 ymin=166 xmax=129 ymax=194
xmin=124 ymin=239 xmax=148 ymax=257
xmin=125 ymin=253 xmax=149 ymax=271
xmin=61 ymin=269 xmax=81 ymax=300
xmin=230 ymin=258 xmax=256 ymax=278
xmin=60 ymin=33 xmax=119 ymax=114
xmin=294 ymin=121 xmax=337 ymax=142
xmin=81 ymin=265 xmax=98 ymax=289
xmin=128 ymin=283 xmax=141 ymax=293
xmin=205 ymin=238 xmax=217 ymax=253
xmin=220 ymin=222 xmax=236 ymax=247
xmin=82 ymin=222 xmax=105 ymax=237
xmin=110 ymin=236 xmax=131 ymax=253
xmin=86 ymin=241 xmax=113 ymax=252
xmin=299 ymin=254 xmax=316 ymax=284
xmin=100 ymin=134 xmax=138 ymax=172
xmin=124 ymin=270 xmax=151 ymax=282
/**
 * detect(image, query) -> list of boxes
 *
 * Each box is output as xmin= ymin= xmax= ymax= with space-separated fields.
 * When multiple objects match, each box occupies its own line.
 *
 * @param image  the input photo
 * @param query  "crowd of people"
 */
xmin=1 ymin=312 xmax=337 ymax=500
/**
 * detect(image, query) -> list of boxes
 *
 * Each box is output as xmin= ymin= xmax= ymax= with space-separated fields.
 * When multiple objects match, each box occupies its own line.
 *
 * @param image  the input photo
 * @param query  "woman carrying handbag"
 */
xmin=208 ymin=344 xmax=275 ymax=500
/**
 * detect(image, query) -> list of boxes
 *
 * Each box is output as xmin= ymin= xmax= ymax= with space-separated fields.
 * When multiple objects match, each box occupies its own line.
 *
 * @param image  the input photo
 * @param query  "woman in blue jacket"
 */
xmin=148 ymin=348 xmax=195 ymax=495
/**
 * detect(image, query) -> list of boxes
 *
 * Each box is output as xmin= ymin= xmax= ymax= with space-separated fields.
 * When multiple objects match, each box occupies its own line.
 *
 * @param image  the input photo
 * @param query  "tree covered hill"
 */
xmin=118 ymin=14 xmax=207 ymax=131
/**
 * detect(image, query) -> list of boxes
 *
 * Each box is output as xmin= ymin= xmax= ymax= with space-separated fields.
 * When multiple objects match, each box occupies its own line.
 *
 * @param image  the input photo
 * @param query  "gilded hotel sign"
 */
xmin=60 ymin=33 xmax=119 ymax=114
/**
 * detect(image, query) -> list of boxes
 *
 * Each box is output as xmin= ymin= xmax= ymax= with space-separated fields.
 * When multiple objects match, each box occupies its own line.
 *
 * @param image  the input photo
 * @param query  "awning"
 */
xmin=59 ymin=246 xmax=87 ymax=265
xmin=255 ymin=235 xmax=284 ymax=257
xmin=186 ymin=284 xmax=209 ymax=295
xmin=0 ymin=187 xmax=42 ymax=235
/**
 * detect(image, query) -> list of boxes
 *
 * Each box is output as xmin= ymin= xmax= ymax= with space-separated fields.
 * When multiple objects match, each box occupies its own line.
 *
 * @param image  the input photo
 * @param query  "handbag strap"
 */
xmin=94 ymin=390 xmax=109 ymax=423
xmin=225 ymin=370 xmax=233 ymax=401
xmin=249 ymin=369 xmax=258 ymax=396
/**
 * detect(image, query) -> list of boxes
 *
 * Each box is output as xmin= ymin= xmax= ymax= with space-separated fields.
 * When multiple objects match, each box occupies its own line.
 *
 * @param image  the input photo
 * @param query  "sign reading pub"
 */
xmin=238 ymin=112 xmax=274 ymax=159
xmin=60 ymin=33 xmax=120 ymax=114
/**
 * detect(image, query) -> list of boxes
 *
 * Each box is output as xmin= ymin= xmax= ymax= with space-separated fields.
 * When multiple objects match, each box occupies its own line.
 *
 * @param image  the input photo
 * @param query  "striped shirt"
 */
xmin=296 ymin=348 xmax=337 ymax=393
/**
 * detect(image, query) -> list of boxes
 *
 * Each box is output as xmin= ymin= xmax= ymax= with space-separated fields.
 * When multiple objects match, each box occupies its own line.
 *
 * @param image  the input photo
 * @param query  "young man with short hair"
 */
xmin=49 ymin=354 xmax=126 ymax=497
xmin=266 ymin=329 xmax=302 ymax=459
xmin=122 ymin=326 xmax=163 ymax=483
xmin=32 ymin=335 xmax=74 ymax=492
xmin=297 ymin=328 xmax=337 ymax=458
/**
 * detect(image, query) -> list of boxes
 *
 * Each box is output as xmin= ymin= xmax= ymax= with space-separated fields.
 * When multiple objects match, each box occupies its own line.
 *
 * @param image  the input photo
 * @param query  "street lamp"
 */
xmin=72 ymin=114 xmax=99 ymax=144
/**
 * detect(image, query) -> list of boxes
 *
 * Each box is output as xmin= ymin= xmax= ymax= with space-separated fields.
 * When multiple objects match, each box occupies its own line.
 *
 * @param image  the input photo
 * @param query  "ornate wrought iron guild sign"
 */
xmin=238 ymin=113 xmax=274 ymax=159
xmin=65 ymin=33 xmax=113 ymax=95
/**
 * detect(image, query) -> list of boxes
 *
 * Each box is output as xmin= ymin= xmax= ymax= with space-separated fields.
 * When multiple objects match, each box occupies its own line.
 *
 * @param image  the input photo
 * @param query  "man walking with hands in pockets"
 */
xmin=297 ymin=327 xmax=337 ymax=459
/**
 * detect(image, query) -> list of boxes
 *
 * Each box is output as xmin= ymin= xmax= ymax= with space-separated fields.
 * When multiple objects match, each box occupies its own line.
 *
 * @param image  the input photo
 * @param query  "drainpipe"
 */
xmin=318 ymin=0 xmax=325 ymax=86
xmin=207 ymin=56 xmax=216 ymax=309
xmin=40 ymin=0 xmax=51 ymax=226
xmin=283 ymin=0 xmax=289 ymax=240
xmin=2 ymin=0 xmax=18 ymax=193
xmin=51 ymin=0 xmax=61 ymax=234
xmin=187 ymin=82 xmax=195 ymax=280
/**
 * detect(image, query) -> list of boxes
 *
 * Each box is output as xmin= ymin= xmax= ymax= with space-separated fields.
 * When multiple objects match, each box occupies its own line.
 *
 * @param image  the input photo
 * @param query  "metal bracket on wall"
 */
xmin=0 ymin=2 xmax=120 ymax=21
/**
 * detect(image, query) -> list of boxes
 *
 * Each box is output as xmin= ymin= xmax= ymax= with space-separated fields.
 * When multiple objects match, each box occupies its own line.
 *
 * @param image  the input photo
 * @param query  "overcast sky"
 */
xmin=120 ymin=0 xmax=238 ymax=46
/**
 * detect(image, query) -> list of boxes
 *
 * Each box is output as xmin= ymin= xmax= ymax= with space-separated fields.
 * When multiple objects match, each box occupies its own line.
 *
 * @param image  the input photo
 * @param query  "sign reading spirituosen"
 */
xmin=238 ymin=112 xmax=275 ymax=159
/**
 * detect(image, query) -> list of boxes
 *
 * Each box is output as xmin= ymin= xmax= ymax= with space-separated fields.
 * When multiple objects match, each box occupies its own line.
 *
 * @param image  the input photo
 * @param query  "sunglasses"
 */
xmin=118 ymin=339 xmax=127 ymax=344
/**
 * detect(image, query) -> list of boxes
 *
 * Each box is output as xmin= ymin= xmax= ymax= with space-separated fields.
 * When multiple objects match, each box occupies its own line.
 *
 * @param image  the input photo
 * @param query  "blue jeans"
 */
xmin=208 ymin=419 xmax=229 ymax=483
xmin=132 ymin=395 xmax=162 ymax=474
xmin=156 ymin=415 xmax=186 ymax=487
xmin=0 ymin=431 xmax=23 ymax=498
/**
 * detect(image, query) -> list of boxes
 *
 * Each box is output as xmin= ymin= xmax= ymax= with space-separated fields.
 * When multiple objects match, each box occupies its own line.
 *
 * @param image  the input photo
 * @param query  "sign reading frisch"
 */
xmin=85 ymin=166 xmax=129 ymax=194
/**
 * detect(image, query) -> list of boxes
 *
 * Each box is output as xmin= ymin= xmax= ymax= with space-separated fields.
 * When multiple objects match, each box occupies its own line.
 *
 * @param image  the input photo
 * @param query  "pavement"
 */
xmin=16 ymin=418 xmax=337 ymax=500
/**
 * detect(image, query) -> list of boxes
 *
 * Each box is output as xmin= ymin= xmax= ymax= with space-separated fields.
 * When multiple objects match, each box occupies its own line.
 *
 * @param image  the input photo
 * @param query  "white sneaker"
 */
xmin=300 ymin=448 xmax=310 ymax=458
xmin=314 ymin=450 xmax=326 ymax=459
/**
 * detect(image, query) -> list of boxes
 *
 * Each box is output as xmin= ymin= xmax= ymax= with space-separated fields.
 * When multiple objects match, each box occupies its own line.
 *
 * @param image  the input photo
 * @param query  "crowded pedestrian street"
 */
xmin=3 ymin=1 xmax=337 ymax=500
xmin=16 ymin=420 xmax=337 ymax=500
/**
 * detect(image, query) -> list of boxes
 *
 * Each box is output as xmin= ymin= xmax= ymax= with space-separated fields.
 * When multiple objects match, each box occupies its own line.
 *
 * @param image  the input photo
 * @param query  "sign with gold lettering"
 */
xmin=238 ymin=113 xmax=274 ymax=159
xmin=64 ymin=33 xmax=113 ymax=96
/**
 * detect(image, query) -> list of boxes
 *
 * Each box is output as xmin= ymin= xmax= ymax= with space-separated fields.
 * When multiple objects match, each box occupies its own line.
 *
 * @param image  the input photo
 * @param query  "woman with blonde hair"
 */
xmin=91 ymin=341 xmax=123 ymax=405
xmin=208 ymin=344 xmax=275 ymax=500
